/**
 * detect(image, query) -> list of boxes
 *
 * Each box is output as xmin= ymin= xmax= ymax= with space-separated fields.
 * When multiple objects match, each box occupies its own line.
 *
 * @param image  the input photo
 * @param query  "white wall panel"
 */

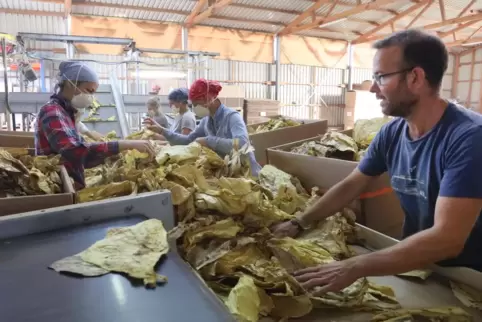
xmin=460 ymin=53 xmax=473 ymax=64
xmin=458 ymin=65 xmax=471 ymax=81
xmin=457 ymin=82 xmax=469 ymax=101
xmin=474 ymin=64 xmax=482 ymax=81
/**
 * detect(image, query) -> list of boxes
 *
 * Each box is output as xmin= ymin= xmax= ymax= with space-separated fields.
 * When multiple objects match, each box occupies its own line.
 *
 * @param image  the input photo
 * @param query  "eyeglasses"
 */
xmin=372 ymin=68 xmax=414 ymax=86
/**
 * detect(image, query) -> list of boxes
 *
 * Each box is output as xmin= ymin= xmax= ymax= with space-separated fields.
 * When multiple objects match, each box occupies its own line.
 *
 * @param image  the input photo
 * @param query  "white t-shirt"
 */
xmin=169 ymin=111 xmax=196 ymax=134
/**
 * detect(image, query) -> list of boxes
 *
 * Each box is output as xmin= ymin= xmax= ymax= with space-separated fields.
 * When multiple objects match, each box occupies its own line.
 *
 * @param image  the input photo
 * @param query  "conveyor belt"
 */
xmin=2 ymin=193 xmax=482 ymax=322
xmin=0 ymin=193 xmax=235 ymax=322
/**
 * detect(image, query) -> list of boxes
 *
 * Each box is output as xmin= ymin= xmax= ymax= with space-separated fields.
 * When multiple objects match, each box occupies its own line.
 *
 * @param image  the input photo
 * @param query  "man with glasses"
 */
xmin=272 ymin=29 xmax=482 ymax=294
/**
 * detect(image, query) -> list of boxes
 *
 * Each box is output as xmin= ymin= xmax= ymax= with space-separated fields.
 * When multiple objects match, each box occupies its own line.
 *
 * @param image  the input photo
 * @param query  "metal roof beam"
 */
xmin=17 ymin=33 xmax=133 ymax=46
xmin=134 ymin=47 xmax=219 ymax=57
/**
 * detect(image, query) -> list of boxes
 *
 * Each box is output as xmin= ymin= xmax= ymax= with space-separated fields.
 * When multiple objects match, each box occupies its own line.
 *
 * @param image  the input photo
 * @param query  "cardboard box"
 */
xmin=0 ymin=132 xmax=35 ymax=148
xmin=267 ymin=134 xmax=405 ymax=239
xmin=249 ymin=119 xmax=328 ymax=166
xmin=0 ymin=165 xmax=75 ymax=217
xmin=0 ymin=130 xmax=34 ymax=137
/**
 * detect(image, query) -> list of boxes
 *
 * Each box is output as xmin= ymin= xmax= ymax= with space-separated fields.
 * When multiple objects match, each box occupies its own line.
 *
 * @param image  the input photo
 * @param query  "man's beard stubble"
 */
xmin=383 ymin=88 xmax=419 ymax=118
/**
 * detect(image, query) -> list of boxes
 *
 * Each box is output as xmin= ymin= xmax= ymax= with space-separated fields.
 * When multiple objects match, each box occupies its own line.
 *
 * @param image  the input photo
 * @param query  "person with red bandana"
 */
xmin=144 ymin=78 xmax=261 ymax=176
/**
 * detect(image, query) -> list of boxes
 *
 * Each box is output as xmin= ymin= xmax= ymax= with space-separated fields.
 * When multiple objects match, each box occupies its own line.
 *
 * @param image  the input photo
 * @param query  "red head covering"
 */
xmin=189 ymin=79 xmax=222 ymax=101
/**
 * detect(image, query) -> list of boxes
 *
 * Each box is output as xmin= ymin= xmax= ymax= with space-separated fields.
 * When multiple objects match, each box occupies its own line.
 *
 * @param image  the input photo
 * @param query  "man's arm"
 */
xmin=354 ymin=198 xmax=481 ymax=276
xmin=205 ymin=113 xmax=247 ymax=155
xmin=353 ymin=127 xmax=482 ymax=276
xmin=298 ymin=127 xmax=388 ymax=226
xmin=273 ymin=128 xmax=388 ymax=237
xmin=163 ymin=118 xmax=206 ymax=145
xmin=297 ymin=169 xmax=378 ymax=226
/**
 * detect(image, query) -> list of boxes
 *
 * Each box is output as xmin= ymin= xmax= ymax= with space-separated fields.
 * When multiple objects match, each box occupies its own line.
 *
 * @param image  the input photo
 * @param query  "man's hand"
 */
xmin=271 ymin=220 xmax=300 ymax=238
xmin=195 ymin=137 xmax=208 ymax=146
xmin=293 ymin=259 xmax=361 ymax=295
xmin=143 ymin=117 xmax=165 ymax=135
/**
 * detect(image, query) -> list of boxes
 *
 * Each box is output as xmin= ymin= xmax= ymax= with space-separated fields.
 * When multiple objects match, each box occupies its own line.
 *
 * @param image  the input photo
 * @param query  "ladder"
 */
xmin=80 ymin=76 xmax=130 ymax=138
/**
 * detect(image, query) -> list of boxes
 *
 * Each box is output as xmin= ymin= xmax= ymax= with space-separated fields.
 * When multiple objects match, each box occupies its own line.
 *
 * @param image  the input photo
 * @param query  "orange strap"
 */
xmin=359 ymin=187 xmax=393 ymax=199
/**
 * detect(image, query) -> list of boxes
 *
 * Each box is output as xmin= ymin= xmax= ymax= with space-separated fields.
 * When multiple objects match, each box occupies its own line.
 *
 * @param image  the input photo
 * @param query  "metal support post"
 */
xmin=203 ymin=55 xmax=209 ymax=79
xmin=182 ymin=26 xmax=192 ymax=86
xmin=273 ymin=35 xmax=281 ymax=101
xmin=132 ymin=50 xmax=141 ymax=95
xmin=2 ymin=38 xmax=12 ymax=131
xmin=40 ymin=59 xmax=46 ymax=92
xmin=347 ymin=42 xmax=354 ymax=91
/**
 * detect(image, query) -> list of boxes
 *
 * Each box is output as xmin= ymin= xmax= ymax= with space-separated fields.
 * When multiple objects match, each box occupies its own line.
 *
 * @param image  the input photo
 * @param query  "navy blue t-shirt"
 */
xmin=359 ymin=103 xmax=482 ymax=271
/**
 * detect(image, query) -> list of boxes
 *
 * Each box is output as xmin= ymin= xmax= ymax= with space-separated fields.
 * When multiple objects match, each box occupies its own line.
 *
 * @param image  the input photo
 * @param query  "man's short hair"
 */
xmin=373 ymin=29 xmax=448 ymax=90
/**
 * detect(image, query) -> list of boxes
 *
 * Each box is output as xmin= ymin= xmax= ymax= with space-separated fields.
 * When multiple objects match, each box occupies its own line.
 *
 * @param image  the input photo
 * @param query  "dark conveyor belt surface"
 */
xmin=0 ymin=215 xmax=234 ymax=322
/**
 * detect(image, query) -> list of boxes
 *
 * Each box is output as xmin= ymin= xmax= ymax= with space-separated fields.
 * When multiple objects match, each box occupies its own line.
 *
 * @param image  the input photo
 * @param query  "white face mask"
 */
xmin=193 ymin=105 xmax=209 ymax=118
xmin=172 ymin=107 xmax=180 ymax=114
xmin=71 ymin=92 xmax=93 ymax=111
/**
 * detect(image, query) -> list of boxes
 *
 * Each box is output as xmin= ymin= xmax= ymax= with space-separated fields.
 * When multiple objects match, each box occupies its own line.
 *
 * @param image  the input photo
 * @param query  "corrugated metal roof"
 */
xmin=0 ymin=13 xmax=66 ymax=51
xmin=217 ymin=6 xmax=295 ymax=25
xmin=0 ymin=0 xmax=62 ymax=12
xmin=73 ymin=5 xmax=186 ymax=23
xmin=202 ymin=17 xmax=281 ymax=34
xmin=232 ymin=0 xmax=312 ymax=13
xmin=0 ymin=0 xmax=481 ymax=50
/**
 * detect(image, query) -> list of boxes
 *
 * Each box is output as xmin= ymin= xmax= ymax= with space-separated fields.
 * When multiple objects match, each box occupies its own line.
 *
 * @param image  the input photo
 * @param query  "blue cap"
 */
xmin=58 ymin=61 xmax=99 ymax=84
xmin=168 ymin=88 xmax=189 ymax=102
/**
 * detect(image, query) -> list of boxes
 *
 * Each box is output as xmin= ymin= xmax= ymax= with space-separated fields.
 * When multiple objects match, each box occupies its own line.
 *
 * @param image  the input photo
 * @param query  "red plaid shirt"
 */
xmin=35 ymin=94 xmax=119 ymax=188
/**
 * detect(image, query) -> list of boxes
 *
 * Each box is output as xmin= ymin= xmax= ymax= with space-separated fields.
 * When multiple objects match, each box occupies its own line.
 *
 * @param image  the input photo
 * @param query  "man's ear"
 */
xmin=410 ymin=67 xmax=426 ymax=90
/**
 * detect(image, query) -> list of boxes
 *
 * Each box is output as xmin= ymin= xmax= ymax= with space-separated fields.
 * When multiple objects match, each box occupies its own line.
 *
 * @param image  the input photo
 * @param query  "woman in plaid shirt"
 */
xmin=35 ymin=61 xmax=154 ymax=189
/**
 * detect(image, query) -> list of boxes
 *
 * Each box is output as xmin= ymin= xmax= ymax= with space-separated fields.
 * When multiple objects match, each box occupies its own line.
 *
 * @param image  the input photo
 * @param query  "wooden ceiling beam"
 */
xmin=284 ymin=0 xmax=398 ymax=35
xmin=445 ymin=36 xmax=482 ymax=47
xmin=405 ymin=0 xmax=433 ymax=29
xmin=352 ymin=0 xmax=429 ymax=45
xmin=64 ymin=0 xmax=72 ymax=18
xmin=424 ymin=12 xmax=482 ymax=30
xmin=438 ymin=20 xmax=479 ymax=38
xmin=189 ymin=0 xmax=234 ymax=26
xmin=278 ymin=0 xmax=332 ymax=36
xmin=185 ymin=0 xmax=207 ymax=27
xmin=307 ymin=0 xmax=397 ymax=15
xmin=457 ymin=0 xmax=476 ymax=18
xmin=438 ymin=0 xmax=446 ymax=21
xmin=32 ymin=0 xmax=384 ymax=31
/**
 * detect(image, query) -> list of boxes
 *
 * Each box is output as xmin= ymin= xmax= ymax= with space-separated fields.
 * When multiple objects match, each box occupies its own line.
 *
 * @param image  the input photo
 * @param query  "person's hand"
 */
xmin=143 ymin=117 xmax=164 ymax=135
xmin=195 ymin=137 xmax=208 ymax=147
xmin=119 ymin=140 xmax=155 ymax=158
xmin=271 ymin=220 xmax=300 ymax=238
xmin=293 ymin=259 xmax=362 ymax=295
